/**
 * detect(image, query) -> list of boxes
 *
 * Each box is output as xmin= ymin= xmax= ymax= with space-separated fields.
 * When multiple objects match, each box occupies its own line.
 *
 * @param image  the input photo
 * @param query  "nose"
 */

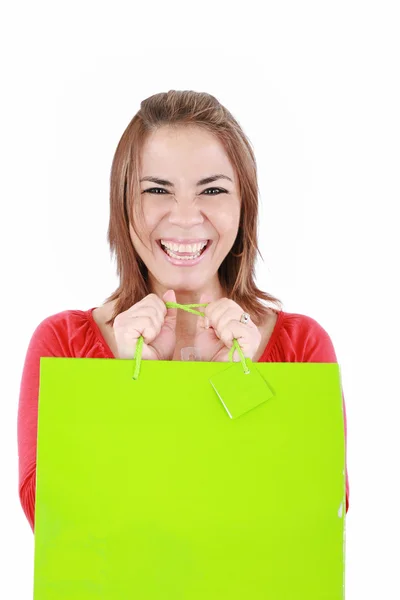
xmin=168 ymin=196 xmax=205 ymax=228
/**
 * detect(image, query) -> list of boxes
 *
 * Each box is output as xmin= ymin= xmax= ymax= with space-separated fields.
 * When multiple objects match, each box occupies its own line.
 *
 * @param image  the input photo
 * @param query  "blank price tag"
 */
xmin=209 ymin=359 xmax=275 ymax=419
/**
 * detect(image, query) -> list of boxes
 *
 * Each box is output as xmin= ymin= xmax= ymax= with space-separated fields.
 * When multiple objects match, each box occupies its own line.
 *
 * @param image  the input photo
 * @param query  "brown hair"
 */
xmin=104 ymin=90 xmax=283 ymax=328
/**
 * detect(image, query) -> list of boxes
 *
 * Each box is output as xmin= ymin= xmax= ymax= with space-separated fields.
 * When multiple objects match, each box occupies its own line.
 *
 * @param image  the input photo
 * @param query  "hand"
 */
xmin=193 ymin=294 xmax=262 ymax=362
xmin=113 ymin=290 xmax=177 ymax=359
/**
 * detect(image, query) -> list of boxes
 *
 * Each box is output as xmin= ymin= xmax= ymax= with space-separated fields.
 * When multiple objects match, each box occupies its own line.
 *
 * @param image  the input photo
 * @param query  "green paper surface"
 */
xmin=34 ymin=358 xmax=346 ymax=599
xmin=209 ymin=358 xmax=275 ymax=418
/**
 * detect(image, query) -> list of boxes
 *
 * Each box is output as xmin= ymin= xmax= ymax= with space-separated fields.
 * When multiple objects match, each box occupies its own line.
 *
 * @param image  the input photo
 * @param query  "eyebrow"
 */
xmin=140 ymin=174 xmax=233 ymax=186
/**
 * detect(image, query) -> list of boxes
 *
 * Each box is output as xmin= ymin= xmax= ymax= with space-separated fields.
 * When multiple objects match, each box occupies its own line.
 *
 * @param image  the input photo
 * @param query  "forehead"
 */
xmin=140 ymin=126 xmax=235 ymax=180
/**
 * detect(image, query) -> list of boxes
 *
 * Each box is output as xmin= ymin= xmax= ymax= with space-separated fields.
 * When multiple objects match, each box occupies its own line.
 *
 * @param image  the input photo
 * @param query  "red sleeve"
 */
xmin=17 ymin=317 xmax=67 ymax=533
xmin=302 ymin=317 xmax=350 ymax=513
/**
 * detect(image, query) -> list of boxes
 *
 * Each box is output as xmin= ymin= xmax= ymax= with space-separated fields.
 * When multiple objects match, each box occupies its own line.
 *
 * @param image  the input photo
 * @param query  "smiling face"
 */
xmin=129 ymin=125 xmax=241 ymax=295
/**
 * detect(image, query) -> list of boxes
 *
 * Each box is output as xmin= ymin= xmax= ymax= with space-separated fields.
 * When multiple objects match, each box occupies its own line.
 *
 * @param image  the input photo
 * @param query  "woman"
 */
xmin=17 ymin=89 xmax=349 ymax=533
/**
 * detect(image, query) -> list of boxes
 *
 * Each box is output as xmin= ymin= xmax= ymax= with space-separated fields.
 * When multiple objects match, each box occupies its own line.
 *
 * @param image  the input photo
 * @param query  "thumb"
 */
xmin=162 ymin=289 xmax=177 ymax=330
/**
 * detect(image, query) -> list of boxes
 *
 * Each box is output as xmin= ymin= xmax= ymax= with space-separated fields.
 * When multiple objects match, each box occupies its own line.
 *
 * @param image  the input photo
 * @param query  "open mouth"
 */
xmin=158 ymin=239 xmax=211 ymax=261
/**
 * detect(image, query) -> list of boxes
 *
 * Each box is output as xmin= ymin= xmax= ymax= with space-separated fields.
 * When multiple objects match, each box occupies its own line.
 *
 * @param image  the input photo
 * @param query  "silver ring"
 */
xmin=239 ymin=312 xmax=250 ymax=325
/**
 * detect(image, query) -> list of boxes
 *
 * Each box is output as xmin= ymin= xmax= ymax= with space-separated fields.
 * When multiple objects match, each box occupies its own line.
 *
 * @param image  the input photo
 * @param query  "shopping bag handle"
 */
xmin=132 ymin=302 xmax=249 ymax=380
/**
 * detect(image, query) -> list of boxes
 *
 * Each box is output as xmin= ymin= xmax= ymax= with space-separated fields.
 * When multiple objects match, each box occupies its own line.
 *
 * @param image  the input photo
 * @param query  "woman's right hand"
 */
xmin=113 ymin=289 xmax=177 ymax=360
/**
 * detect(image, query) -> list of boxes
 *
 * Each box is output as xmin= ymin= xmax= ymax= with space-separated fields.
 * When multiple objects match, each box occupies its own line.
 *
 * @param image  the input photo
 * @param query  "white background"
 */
xmin=1 ymin=1 xmax=399 ymax=598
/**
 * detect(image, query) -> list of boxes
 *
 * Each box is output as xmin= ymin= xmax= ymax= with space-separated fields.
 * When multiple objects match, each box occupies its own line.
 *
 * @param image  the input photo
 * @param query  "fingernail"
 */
xmin=204 ymin=317 xmax=209 ymax=329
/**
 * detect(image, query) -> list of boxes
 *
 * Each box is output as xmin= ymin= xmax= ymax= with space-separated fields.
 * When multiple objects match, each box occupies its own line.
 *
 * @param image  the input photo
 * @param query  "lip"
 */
xmin=157 ymin=239 xmax=212 ymax=267
xmin=159 ymin=238 xmax=209 ymax=244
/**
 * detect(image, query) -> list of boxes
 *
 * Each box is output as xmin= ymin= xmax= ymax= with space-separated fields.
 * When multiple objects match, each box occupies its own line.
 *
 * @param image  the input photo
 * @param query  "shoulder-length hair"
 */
xmin=104 ymin=90 xmax=283 ymax=328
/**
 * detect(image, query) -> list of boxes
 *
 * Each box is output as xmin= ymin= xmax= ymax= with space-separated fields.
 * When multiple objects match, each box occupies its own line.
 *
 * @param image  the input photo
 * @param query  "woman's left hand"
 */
xmin=193 ymin=294 xmax=262 ymax=362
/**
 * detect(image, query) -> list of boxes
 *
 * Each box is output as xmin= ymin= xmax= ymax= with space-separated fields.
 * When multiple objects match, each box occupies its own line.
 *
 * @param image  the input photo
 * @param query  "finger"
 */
xmin=218 ymin=320 xmax=251 ymax=359
xmin=124 ymin=307 xmax=163 ymax=338
xmin=216 ymin=307 xmax=255 ymax=334
xmin=128 ymin=294 xmax=165 ymax=323
xmin=129 ymin=305 xmax=161 ymax=321
xmin=207 ymin=299 xmax=237 ymax=332
xmin=130 ymin=315 xmax=162 ymax=345
xmin=114 ymin=317 xmax=161 ymax=355
xmin=199 ymin=292 xmax=213 ymax=329
xmin=162 ymin=289 xmax=178 ymax=330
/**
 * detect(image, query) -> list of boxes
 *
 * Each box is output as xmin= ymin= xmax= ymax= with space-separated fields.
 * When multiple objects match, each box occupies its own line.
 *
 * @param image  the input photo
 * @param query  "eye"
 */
xmin=142 ymin=187 xmax=227 ymax=195
xmin=202 ymin=187 xmax=227 ymax=195
xmin=142 ymin=187 xmax=168 ymax=194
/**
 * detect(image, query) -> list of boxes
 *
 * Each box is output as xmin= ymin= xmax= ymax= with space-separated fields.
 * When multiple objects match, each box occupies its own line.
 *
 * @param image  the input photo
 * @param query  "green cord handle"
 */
xmin=132 ymin=301 xmax=249 ymax=380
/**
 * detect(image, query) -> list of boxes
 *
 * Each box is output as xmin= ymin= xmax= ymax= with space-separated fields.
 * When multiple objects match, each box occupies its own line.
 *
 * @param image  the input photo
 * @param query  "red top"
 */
xmin=17 ymin=307 xmax=350 ymax=532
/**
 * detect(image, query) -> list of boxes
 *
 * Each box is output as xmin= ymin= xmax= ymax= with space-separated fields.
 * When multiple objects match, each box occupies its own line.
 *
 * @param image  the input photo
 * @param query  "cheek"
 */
xmin=208 ymin=203 xmax=240 ymax=237
xmin=133 ymin=200 xmax=166 ymax=237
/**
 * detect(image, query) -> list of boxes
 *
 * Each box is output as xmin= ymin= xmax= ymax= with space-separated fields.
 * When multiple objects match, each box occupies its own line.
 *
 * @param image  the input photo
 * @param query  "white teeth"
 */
xmin=160 ymin=240 xmax=208 ymax=253
xmin=165 ymin=249 xmax=201 ymax=260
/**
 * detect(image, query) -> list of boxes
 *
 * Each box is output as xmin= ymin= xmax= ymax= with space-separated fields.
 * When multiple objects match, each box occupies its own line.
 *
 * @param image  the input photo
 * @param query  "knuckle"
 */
xmin=150 ymin=294 xmax=166 ymax=312
xmin=113 ymin=313 xmax=125 ymax=329
xmin=142 ymin=326 xmax=157 ymax=343
xmin=141 ymin=316 xmax=154 ymax=328
xmin=220 ymin=331 xmax=231 ymax=345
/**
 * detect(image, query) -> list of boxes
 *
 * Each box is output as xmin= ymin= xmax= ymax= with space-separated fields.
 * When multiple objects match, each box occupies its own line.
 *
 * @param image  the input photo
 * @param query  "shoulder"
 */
xmin=263 ymin=309 xmax=338 ymax=362
xmin=25 ymin=307 xmax=107 ymax=358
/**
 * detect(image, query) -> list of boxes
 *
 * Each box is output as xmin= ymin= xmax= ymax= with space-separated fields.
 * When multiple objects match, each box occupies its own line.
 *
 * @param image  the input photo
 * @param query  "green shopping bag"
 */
xmin=34 ymin=303 xmax=346 ymax=599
